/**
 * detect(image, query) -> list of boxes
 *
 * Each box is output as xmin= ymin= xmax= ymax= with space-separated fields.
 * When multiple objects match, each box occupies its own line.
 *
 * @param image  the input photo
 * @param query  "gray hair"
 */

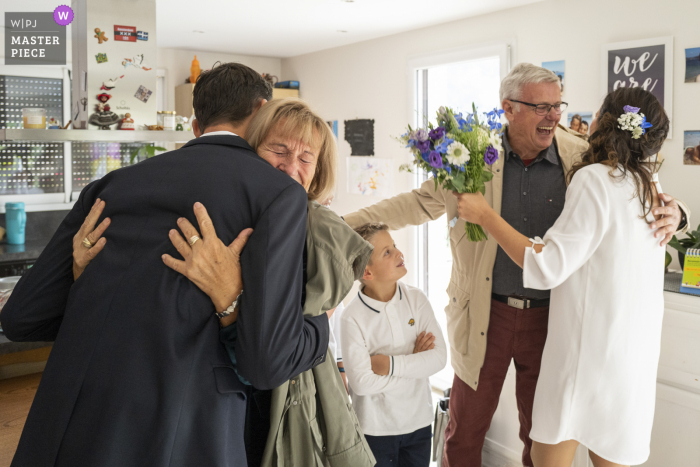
xmin=499 ymin=63 xmax=561 ymax=108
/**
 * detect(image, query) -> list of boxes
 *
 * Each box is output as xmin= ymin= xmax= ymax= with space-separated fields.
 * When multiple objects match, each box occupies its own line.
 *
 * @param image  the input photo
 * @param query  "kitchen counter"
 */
xmin=0 ymin=334 xmax=51 ymax=356
xmin=0 ymin=239 xmax=49 ymax=263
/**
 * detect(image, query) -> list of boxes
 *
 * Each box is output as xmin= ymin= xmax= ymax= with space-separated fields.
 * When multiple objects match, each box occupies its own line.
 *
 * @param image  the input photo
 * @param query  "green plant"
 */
xmin=668 ymin=223 xmax=700 ymax=255
xmin=130 ymin=144 xmax=166 ymax=164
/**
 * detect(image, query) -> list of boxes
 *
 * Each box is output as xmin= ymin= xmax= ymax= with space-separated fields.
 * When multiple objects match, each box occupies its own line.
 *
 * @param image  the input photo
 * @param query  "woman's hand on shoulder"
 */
xmin=161 ymin=202 xmax=253 ymax=314
xmin=72 ymin=199 xmax=110 ymax=281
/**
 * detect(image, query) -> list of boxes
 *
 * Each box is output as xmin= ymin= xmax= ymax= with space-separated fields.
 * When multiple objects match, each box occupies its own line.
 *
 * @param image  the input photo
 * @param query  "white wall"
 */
xmin=157 ymin=48 xmax=281 ymax=113
xmin=281 ymin=0 xmax=700 ymax=464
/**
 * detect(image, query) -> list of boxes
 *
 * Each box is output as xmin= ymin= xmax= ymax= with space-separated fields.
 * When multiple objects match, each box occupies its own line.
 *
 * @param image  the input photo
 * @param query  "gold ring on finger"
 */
xmin=82 ymin=237 xmax=94 ymax=248
xmin=188 ymin=235 xmax=200 ymax=246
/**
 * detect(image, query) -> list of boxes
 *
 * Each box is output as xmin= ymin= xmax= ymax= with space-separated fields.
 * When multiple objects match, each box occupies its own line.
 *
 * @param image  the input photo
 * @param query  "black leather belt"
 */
xmin=492 ymin=294 xmax=550 ymax=309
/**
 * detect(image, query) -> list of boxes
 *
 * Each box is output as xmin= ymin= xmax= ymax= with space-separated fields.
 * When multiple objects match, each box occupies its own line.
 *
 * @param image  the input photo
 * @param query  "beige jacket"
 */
xmin=344 ymin=125 xmax=690 ymax=390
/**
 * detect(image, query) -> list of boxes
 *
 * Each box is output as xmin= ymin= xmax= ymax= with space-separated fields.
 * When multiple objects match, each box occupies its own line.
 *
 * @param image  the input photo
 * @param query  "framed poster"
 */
xmin=601 ymin=36 xmax=673 ymax=138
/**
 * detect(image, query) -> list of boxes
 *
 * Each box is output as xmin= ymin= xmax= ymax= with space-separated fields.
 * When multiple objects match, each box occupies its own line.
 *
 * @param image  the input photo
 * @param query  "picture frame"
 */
xmin=601 ymin=36 xmax=673 ymax=138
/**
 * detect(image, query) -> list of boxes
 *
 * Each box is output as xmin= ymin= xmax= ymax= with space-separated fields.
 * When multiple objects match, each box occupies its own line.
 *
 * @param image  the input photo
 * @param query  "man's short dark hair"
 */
xmin=192 ymin=62 xmax=273 ymax=130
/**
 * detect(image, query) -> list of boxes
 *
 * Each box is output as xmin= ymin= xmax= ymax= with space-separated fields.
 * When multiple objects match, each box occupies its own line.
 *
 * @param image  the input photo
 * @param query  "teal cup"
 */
xmin=5 ymin=202 xmax=26 ymax=245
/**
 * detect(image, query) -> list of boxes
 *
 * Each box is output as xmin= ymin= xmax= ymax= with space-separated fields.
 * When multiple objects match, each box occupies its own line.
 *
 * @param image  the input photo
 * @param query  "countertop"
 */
xmin=0 ymin=239 xmax=48 ymax=263
xmin=0 ymin=334 xmax=51 ymax=356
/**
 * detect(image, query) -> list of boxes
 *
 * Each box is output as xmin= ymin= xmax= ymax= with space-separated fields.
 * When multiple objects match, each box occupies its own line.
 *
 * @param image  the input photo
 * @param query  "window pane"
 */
xmin=0 ymin=76 xmax=65 ymax=194
xmin=423 ymin=56 xmax=501 ymax=389
xmin=426 ymin=56 xmax=501 ymax=123
xmin=72 ymin=142 xmax=151 ymax=192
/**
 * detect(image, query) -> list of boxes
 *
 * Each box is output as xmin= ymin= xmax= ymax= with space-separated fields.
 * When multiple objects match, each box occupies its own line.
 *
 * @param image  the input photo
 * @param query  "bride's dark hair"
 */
xmin=568 ymin=87 xmax=669 ymax=219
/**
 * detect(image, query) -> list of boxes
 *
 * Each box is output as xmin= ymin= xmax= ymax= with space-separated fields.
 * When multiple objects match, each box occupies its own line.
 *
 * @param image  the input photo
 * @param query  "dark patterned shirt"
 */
xmin=491 ymin=130 xmax=567 ymax=300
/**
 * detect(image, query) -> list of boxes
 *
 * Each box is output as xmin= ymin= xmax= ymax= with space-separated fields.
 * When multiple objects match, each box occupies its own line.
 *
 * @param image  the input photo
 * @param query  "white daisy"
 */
xmin=446 ymin=142 xmax=471 ymax=166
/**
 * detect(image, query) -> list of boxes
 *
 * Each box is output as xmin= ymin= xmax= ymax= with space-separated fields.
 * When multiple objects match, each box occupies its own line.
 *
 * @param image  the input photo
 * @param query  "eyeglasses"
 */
xmin=509 ymin=100 xmax=568 ymax=116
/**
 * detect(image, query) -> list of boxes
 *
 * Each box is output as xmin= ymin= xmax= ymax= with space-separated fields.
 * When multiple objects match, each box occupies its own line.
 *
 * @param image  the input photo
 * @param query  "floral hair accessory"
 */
xmin=617 ymin=105 xmax=652 ymax=140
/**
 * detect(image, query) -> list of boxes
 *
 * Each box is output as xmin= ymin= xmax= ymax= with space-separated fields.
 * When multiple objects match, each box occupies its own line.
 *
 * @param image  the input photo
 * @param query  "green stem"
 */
xmin=465 ymin=222 xmax=488 ymax=242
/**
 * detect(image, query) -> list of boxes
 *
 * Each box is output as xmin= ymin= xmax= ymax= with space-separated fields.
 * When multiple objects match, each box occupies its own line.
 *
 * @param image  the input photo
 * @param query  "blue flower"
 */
xmin=458 ymin=113 xmax=475 ymax=131
xmin=421 ymin=151 xmax=431 ymax=163
xmin=641 ymin=115 xmax=653 ymax=134
xmin=434 ymin=136 xmax=454 ymax=154
xmin=445 ymin=165 xmax=452 ymax=174
xmin=485 ymin=108 xmax=504 ymax=131
xmin=428 ymin=150 xmax=443 ymax=169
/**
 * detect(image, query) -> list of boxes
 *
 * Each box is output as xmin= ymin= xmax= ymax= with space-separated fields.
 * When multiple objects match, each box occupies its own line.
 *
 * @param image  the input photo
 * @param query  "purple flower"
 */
xmin=484 ymin=145 xmax=499 ymax=165
xmin=415 ymin=139 xmax=430 ymax=152
xmin=412 ymin=129 xmax=429 ymax=142
xmin=623 ymin=105 xmax=640 ymax=114
xmin=428 ymin=150 xmax=443 ymax=169
xmin=429 ymin=127 xmax=446 ymax=141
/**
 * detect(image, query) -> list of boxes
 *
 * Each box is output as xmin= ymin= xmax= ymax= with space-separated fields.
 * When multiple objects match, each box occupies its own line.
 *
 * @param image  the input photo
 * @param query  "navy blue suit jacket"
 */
xmin=1 ymin=135 xmax=329 ymax=467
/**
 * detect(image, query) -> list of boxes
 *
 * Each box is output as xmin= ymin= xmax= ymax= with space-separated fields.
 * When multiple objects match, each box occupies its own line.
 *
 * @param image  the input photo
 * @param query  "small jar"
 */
xmin=22 ymin=108 xmax=46 ymax=129
xmin=157 ymin=111 xmax=176 ymax=130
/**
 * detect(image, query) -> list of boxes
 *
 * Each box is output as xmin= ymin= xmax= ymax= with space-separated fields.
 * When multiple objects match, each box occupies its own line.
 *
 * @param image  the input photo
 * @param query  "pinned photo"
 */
xmin=683 ymin=131 xmax=700 ymax=165
xmin=542 ymin=60 xmax=565 ymax=93
xmin=567 ymin=112 xmax=593 ymax=137
xmin=137 ymin=31 xmax=148 ymax=41
xmin=134 ymin=85 xmax=152 ymax=103
xmin=685 ymin=47 xmax=700 ymax=83
xmin=95 ymin=53 xmax=108 ymax=64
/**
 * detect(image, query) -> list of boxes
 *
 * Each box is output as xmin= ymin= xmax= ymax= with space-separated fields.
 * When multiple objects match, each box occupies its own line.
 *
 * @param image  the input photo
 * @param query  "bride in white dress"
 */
xmin=455 ymin=87 xmax=671 ymax=467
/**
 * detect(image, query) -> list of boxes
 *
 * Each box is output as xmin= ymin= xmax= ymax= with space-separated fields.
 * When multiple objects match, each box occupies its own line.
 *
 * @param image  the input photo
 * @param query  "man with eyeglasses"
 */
xmin=343 ymin=62 xmax=690 ymax=467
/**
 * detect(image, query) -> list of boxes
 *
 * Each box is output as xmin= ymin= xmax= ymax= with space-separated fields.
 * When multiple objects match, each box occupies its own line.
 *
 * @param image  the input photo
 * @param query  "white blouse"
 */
xmin=523 ymin=163 xmax=665 ymax=465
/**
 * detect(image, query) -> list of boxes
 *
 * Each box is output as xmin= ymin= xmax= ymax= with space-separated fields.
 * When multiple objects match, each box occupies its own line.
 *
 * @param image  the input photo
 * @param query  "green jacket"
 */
xmin=261 ymin=200 xmax=376 ymax=467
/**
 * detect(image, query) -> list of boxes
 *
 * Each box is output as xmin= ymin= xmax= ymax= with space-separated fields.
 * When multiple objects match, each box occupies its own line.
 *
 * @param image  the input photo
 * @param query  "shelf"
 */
xmin=0 ymin=129 xmax=195 ymax=143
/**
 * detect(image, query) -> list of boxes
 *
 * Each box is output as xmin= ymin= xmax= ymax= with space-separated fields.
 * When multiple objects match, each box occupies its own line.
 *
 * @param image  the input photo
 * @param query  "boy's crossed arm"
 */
xmin=370 ymin=331 xmax=435 ymax=375
xmin=372 ymin=293 xmax=448 ymax=379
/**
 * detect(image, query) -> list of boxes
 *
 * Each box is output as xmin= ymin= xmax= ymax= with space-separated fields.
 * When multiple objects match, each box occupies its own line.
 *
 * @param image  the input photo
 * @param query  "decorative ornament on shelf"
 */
xmin=190 ymin=55 xmax=201 ymax=84
xmin=89 ymin=92 xmax=120 ymax=130
xmin=120 ymin=113 xmax=135 ymax=130
xmin=47 ymin=117 xmax=60 ymax=129
xmin=398 ymin=104 xmax=503 ymax=242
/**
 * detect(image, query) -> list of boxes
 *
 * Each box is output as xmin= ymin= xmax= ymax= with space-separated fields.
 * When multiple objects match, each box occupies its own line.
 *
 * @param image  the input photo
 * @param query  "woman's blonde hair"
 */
xmin=246 ymin=98 xmax=337 ymax=203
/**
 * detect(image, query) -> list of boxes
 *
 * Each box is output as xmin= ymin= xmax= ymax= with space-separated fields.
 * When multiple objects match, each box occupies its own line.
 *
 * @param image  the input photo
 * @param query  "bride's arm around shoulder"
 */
xmin=523 ymin=166 xmax=612 ymax=291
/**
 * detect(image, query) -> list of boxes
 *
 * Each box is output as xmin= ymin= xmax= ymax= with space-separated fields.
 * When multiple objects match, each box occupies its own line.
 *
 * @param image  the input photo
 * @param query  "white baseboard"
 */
xmin=482 ymin=437 xmax=522 ymax=467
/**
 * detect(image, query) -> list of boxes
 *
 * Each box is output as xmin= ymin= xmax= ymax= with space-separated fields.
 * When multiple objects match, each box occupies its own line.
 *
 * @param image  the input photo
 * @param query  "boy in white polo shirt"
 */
xmin=341 ymin=222 xmax=447 ymax=467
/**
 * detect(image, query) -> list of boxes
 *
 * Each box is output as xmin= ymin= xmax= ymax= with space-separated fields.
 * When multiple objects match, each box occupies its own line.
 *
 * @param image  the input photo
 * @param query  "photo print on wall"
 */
xmin=542 ymin=60 xmax=565 ymax=93
xmin=685 ymin=47 xmax=700 ymax=83
xmin=684 ymin=131 xmax=700 ymax=166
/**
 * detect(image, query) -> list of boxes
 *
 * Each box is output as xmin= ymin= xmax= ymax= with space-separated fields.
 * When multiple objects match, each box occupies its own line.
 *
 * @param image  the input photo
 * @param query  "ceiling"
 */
xmin=0 ymin=0 xmax=544 ymax=59
xmin=155 ymin=0 xmax=544 ymax=58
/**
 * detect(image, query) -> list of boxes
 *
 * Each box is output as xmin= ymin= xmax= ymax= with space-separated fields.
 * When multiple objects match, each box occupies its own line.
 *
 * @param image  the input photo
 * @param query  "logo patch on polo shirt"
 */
xmin=408 ymin=319 xmax=415 ymax=326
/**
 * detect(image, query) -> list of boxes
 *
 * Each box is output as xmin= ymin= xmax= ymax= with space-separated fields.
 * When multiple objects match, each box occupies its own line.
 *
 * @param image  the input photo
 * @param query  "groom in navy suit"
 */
xmin=1 ymin=63 xmax=329 ymax=467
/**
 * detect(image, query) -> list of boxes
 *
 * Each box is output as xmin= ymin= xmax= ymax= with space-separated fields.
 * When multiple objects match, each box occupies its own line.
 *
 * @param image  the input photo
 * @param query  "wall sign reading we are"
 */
xmin=601 ymin=36 xmax=674 ymax=138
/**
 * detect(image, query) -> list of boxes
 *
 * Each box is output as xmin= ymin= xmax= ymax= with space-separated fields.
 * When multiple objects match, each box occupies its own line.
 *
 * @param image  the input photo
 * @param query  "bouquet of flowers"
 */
xmin=399 ymin=104 xmax=504 ymax=242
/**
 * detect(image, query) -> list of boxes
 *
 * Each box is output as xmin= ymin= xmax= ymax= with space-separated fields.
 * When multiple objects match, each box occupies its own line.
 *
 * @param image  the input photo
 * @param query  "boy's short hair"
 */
xmin=354 ymin=223 xmax=389 ymax=266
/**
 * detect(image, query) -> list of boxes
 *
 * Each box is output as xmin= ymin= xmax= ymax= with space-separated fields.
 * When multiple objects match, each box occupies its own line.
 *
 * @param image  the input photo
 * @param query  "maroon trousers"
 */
xmin=442 ymin=299 xmax=549 ymax=467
